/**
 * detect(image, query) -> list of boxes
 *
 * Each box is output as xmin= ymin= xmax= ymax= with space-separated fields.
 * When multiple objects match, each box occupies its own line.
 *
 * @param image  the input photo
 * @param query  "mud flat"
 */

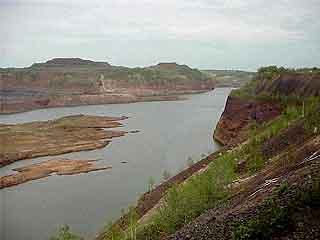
xmin=0 ymin=114 xmax=128 ymax=167
xmin=0 ymin=159 xmax=112 ymax=189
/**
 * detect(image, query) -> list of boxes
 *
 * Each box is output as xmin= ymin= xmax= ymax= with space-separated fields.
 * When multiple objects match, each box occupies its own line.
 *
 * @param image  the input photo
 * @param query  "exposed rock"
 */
xmin=0 ymin=159 xmax=112 ymax=189
xmin=0 ymin=58 xmax=215 ymax=113
xmin=213 ymin=96 xmax=281 ymax=145
xmin=0 ymin=115 xmax=128 ymax=167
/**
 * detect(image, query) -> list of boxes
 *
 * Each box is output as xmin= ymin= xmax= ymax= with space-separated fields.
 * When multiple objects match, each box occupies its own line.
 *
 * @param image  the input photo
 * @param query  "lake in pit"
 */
xmin=0 ymin=88 xmax=232 ymax=240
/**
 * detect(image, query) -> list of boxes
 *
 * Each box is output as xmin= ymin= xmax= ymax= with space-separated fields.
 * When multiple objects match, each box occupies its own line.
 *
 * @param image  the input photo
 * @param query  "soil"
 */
xmin=213 ymin=96 xmax=281 ymax=146
xmin=0 ymin=159 xmax=112 ymax=189
xmin=256 ymin=72 xmax=320 ymax=97
xmin=261 ymin=121 xmax=310 ymax=159
xmin=166 ymin=135 xmax=320 ymax=240
xmin=0 ymin=114 xmax=128 ymax=167
xmin=96 ymin=148 xmax=228 ymax=240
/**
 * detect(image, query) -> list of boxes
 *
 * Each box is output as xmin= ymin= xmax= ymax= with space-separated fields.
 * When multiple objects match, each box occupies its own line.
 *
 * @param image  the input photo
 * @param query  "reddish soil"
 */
xmin=213 ymin=96 xmax=281 ymax=145
xmin=261 ymin=121 xmax=310 ymax=159
xmin=0 ymin=58 xmax=215 ymax=114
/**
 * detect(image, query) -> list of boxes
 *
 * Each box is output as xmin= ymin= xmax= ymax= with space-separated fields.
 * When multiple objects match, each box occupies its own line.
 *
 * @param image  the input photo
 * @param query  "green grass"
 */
xmin=134 ymin=152 xmax=238 ymax=239
xmin=50 ymin=225 xmax=82 ymax=240
xmin=102 ymin=99 xmax=318 ymax=239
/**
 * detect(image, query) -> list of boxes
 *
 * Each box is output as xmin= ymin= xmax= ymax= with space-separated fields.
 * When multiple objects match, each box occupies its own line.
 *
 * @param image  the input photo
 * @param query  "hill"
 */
xmin=201 ymin=69 xmax=255 ymax=88
xmin=0 ymin=58 xmax=215 ymax=113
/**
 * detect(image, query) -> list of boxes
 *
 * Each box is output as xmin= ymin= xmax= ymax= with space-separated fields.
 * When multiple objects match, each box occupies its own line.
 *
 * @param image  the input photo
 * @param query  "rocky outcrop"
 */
xmin=213 ymin=96 xmax=281 ymax=145
xmin=214 ymin=70 xmax=320 ymax=146
xmin=0 ymin=58 xmax=215 ymax=113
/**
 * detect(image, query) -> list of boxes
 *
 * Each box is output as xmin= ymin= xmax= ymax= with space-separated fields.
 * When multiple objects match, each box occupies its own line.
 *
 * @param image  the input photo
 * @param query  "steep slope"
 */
xmin=168 ymin=134 xmax=320 ymax=240
xmin=201 ymin=70 xmax=255 ymax=88
xmin=255 ymin=67 xmax=320 ymax=97
xmin=213 ymin=96 xmax=281 ymax=145
xmin=165 ymin=66 xmax=320 ymax=240
xmin=213 ymin=67 xmax=320 ymax=146
xmin=0 ymin=58 xmax=215 ymax=113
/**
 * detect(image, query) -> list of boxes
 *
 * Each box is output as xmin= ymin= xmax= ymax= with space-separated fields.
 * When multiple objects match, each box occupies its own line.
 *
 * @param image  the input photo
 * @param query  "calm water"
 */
xmin=0 ymin=88 xmax=231 ymax=240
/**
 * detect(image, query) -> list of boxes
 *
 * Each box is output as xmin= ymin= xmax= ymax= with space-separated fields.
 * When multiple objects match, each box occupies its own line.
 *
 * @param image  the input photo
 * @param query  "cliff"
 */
xmin=213 ymin=96 xmax=281 ymax=145
xmin=214 ymin=67 xmax=320 ymax=146
xmin=0 ymin=58 xmax=215 ymax=113
xmin=93 ymin=66 xmax=320 ymax=240
xmin=163 ymin=67 xmax=320 ymax=240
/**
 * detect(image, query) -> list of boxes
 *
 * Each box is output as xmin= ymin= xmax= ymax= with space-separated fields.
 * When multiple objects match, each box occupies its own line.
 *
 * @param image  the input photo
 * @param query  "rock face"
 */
xmin=256 ymin=72 xmax=320 ymax=97
xmin=0 ymin=58 xmax=215 ymax=113
xmin=213 ymin=96 xmax=281 ymax=145
xmin=214 ymin=70 xmax=320 ymax=146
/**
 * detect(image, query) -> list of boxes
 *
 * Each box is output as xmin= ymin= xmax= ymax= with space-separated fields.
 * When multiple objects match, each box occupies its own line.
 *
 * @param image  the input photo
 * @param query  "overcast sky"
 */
xmin=1 ymin=0 xmax=319 ymax=70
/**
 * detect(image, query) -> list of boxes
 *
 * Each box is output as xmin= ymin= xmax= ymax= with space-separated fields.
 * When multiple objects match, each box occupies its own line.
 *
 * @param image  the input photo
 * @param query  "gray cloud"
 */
xmin=0 ymin=0 xmax=319 ymax=70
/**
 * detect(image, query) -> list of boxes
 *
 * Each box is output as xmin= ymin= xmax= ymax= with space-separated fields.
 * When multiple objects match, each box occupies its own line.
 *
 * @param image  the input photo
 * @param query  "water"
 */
xmin=0 ymin=88 xmax=231 ymax=240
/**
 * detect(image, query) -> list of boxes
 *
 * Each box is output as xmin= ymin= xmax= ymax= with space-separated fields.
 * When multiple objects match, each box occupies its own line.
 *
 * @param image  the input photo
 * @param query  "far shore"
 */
xmin=0 ymin=89 xmax=213 ymax=115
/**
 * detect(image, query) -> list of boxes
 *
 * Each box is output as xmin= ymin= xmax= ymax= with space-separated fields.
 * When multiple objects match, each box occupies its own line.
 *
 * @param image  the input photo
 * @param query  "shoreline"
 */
xmin=0 ymin=115 xmax=129 ymax=168
xmin=96 ymin=146 xmax=228 ymax=239
xmin=0 ymin=90 xmax=211 ymax=115
xmin=0 ymin=159 xmax=112 ymax=190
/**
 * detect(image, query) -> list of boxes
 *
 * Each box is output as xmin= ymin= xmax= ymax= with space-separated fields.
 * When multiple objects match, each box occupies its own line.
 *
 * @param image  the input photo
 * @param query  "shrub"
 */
xmin=50 ymin=225 xmax=82 ymax=240
xmin=137 ymin=152 xmax=237 ymax=238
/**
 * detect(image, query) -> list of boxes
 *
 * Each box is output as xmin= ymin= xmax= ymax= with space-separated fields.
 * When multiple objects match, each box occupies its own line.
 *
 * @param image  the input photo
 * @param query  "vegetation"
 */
xmin=14 ymin=61 xmax=214 ymax=88
xmin=148 ymin=176 xmax=155 ymax=192
xmin=231 ymin=66 xmax=320 ymax=100
xmin=136 ymin=151 xmax=237 ymax=239
xmin=232 ymin=180 xmax=320 ymax=240
xmin=201 ymin=70 xmax=255 ymax=88
xmin=50 ymin=65 xmax=320 ymax=240
xmin=99 ymin=150 xmax=238 ymax=240
xmin=187 ymin=156 xmax=194 ymax=167
xmin=100 ymin=94 xmax=319 ymax=239
xmin=162 ymin=170 xmax=171 ymax=181
xmin=50 ymin=225 xmax=82 ymax=240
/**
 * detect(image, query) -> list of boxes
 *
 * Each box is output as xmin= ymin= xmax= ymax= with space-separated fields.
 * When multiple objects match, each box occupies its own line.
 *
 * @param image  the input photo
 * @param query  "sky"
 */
xmin=1 ymin=0 xmax=320 ymax=70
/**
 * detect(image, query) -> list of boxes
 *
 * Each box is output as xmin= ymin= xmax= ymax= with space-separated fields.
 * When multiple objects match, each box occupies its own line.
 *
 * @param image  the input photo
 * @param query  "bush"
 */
xmin=50 ymin=225 xmax=82 ymax=240
xmin=137 ymin=152 xmax=237 ymax=238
